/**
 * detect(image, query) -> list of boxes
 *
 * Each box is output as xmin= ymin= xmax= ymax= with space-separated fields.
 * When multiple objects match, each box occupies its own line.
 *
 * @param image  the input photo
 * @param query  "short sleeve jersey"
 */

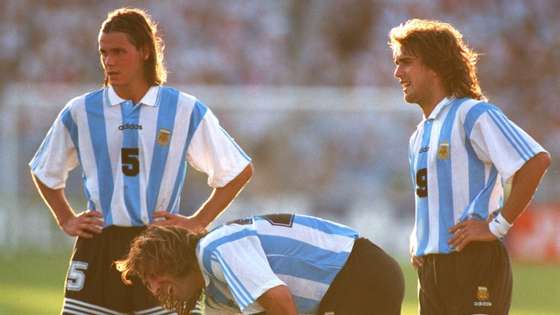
xmin=196 ymin=214 xmax=358 ymax=314
xmin=29 ymin=86 xmax=251 ymax=226
xmin=409 ymin=97 xmax=546 ymax=256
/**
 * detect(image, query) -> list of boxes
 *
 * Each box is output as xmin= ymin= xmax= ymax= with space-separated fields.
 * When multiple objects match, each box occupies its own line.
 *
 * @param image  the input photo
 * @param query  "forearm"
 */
xmin=31 ymin=172 xmax=75 ymax=228
xmin=257 ymin=285 xmax=297 ymax=315
xmin=193 ymin=163 xmax=253 ymax=227
xmin=501 ymin=152 xmax=551 ymax=223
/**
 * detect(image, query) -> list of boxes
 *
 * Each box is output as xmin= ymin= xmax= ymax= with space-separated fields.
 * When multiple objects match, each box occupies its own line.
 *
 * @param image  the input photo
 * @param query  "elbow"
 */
xmin=246 ymin=163 xmax=254 ymax=180
xmin=538 ymin=151 xmax=552 ymax=171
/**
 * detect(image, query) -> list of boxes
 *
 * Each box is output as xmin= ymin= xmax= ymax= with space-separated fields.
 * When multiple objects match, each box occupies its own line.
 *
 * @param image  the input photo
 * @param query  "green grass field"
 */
xmin=1 ymin=250 xmax=559 ymax=315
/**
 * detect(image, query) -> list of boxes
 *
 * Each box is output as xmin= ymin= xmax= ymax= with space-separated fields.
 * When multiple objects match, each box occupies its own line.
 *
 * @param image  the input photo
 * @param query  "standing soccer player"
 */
xmin=389 ymin=19 xmax=550 ymax=315
xmin=29 ymin=8 xmax=253 ymax=315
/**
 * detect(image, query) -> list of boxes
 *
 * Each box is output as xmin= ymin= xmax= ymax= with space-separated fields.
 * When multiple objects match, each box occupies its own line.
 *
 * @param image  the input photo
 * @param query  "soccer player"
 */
xmin=116 ymin=213 xmax=404 ymax=315
xmin=29 ymin=8 xmax=253 ymax=315
xmin=389 ymin=19 xmax=551 ymax=315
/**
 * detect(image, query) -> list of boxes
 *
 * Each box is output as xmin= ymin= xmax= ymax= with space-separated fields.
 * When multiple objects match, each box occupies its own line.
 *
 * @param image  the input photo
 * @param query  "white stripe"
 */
xmin=452 ymin=100 xmax=479 ymax=223
xmin=64 ymin=298 xmax=126 ymax=315
xmin=63 ymin=309 xmax=90 ymax=315
xmin=74 ymin=98 xmax=100 ymax=211
xmin=110 ymin=101 xmax=131 ymax=225
xmin=136 ymin=309 xmax=174 ymax=315
xmin=134 ymin=305 xmax=177 ymax=315
xmin=409 ymin=128 xmax=421 ymax=254
xmin=65 ymin=303 xmax=112 ymax=315
xmin=137 ymin=105 xmax=154 ymax=222
xmin=215 ymin=252 xmax=251 ymax=307
xmin=426 ymin=117 xmax=443 ymax=253
xmin=277 ymin=273 xmax=328 ymax=302
xmin=134 ymin=306 xmax=162 ymax=314
xmin=156 ymin=94 xmax=193 ymax=210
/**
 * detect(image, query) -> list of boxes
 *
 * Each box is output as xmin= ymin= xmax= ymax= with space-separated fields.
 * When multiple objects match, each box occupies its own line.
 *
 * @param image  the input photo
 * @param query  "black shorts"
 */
xmin=418 ymin=240 xmax=512 ymax=315
xmin=61 ymin=226 xmax=175 ymax=315
xmin=317 ymin=237 xmax=405 ymax=315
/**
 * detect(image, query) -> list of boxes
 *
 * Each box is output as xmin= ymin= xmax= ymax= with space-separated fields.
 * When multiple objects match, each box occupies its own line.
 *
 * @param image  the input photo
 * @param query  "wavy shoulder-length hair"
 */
xmin=389 ymin=19 xmax=485 ymax=100
xmin=115 ymin=225 xmax=203 ymax=285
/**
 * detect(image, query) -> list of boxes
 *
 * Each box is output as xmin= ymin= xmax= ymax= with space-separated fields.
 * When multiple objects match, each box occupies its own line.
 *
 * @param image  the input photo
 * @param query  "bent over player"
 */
xmin=389 ymin=19 xmax=550 ymax=315
xmin=29 ymin=8 xmax=252 ymax=315
xmin=116 ymin=214 xmax=405 ymax=315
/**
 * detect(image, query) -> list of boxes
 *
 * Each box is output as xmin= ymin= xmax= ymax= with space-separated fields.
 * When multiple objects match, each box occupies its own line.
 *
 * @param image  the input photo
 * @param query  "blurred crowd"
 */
xmin=1 ymin=0 xmax=559 ymax=232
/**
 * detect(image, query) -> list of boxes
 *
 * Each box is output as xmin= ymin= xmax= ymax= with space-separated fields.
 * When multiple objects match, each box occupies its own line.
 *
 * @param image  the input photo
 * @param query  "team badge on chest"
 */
xmin=437 ymin=142 xmax=449 ymax=160
xmin=157 ymin=128 xmax=171 ymax=146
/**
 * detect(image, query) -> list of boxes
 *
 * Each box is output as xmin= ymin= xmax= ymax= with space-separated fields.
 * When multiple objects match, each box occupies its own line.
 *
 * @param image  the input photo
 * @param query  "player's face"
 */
xmin=145 ymin=272 xmax=203 ymax=308
xmin=393 ymin=48 xmax=438 ymax=107
xmin=99 ymin=31 xmax=147 ymax=88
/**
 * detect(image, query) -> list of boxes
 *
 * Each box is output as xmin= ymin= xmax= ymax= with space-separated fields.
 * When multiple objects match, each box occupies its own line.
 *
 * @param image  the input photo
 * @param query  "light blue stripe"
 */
xmin=146 ymin=87 xmax=179 ymax=220
xmin=491 ymin=110 xmax=534 ymax=159
xmin=167 ymin=100 xmax=208 ymax=212
xmin=293 ymin=295 xmax=320 ymax=314
xmin=436 ymin=99 xmax=464 ymax=252
xmin=464 ymin=102 xmax=490 ymax=138
xmin=415 ymin=119 xmax=433 ymax=256
xmin=464 ymin=103 xmax=490 ymax=202
xmin=85 ymin=89 xmax=114 ymax=225
xmin=215 ymin=252 xmax=252 ymax=308
xmin=60 ymin=107 xmax=95 ymax=211
xmin=120 ymin=101 xmax=143 ymax=225
xmin=487 ymin=110 xmax=528 ymax=160
xmin=259 ymin=235 xmax=349 ymax=285
xmin=290 ymin=215 xmax=358 ymax=238
xmin=470 ymin=167 xmax=498 ymax=220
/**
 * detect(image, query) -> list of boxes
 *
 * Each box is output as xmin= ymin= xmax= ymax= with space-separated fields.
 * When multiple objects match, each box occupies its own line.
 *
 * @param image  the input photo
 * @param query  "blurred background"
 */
xmin=1 ymin=1 xmax=559 ymax=314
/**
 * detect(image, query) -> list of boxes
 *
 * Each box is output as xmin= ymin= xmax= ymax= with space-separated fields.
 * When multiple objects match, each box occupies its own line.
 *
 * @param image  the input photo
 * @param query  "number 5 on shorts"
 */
xmin=67 ymin=261 xmax=88 ymax=291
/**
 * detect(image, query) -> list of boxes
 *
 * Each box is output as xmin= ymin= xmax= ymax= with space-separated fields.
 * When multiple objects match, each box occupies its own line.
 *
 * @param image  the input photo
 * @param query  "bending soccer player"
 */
xmin=116 ymin=213 xmax=404 ymax=315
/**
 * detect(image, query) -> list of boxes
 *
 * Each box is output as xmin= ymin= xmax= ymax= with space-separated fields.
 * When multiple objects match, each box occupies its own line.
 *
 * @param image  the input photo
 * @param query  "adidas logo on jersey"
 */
xmin=118 ymin=123 xmax=143 ymax=130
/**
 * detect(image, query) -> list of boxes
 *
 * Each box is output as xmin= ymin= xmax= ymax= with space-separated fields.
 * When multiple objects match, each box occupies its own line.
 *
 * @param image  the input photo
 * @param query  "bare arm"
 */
xmin=31 ymin=172 xmax=103 ymax=238
xmin=257 ymin=285 xmax=298 ymax=315
xmin=449 ymin=152 xmax=551 ymax=250
xmin=153 ymin=163 xmax=253 ymax=231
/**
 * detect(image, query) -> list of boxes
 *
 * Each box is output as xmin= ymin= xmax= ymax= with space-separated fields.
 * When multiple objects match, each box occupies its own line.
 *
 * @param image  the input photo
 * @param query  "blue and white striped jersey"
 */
xmin=409 ymin=97 xmax=546 ymax=256
xmin=29 ymin=86 xmax=250 ymax=227
xmin=196 ymin=214 xmax=358 ymax=314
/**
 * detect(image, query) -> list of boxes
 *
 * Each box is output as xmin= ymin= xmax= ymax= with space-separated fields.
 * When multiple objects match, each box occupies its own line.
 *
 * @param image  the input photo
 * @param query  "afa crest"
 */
xmin=476 ymin=286 xmax=489 ymax=301
xmin=437 ymin=142 xmax=449 ymax=160
xmin=157 ymin=128 xmax=171 ymax=146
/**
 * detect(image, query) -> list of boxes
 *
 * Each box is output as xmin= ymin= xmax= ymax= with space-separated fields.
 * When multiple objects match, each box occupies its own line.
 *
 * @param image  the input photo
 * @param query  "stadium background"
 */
xmin=0 ymin=0 xmax=559 ymax=314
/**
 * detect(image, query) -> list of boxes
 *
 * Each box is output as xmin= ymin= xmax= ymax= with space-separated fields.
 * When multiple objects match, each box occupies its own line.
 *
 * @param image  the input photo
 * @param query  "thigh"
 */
xmin=456 ymin=241 xmax=512 ymax=315
xmin=318 ymin=238 xmax=404 ymax=315
xmin=62 ymin=235 xmax=129 ymax=314
xmin=417 ymin=255 xmax=447 ymax=315
xmin=62 ymin=227 xmax=165 ymax=315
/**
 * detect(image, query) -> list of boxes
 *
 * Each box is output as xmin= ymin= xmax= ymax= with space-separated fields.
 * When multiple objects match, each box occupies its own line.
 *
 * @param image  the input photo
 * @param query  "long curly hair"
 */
xmin=389 ymin=19 xmax=485 ymax=100
xmin=99 ymin=7 xmax=167 ymax=86
xmin=115 ymin=225 xmax=204 ymax=314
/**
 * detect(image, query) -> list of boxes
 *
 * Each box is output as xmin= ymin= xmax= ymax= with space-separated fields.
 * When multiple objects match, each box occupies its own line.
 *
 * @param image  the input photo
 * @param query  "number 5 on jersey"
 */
xmin=416 ymin=168 xmax=428 ymax=197
xmin=121 ymin=148 xmax=139 ymax=176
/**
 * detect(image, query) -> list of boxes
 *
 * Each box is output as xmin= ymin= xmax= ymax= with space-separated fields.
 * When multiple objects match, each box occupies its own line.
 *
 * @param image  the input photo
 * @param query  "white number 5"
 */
xmin=66 ymin=261 xmax=88 ymax=291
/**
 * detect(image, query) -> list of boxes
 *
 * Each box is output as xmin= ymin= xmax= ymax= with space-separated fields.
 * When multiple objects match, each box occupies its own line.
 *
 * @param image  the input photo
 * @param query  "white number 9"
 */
xmin=66 ymin=261 xmax=88 ymax=291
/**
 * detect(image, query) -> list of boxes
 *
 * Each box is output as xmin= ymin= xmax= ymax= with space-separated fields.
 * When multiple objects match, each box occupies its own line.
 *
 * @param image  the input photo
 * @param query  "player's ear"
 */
xmin=140 ymin=45 xmax=150 ymax=61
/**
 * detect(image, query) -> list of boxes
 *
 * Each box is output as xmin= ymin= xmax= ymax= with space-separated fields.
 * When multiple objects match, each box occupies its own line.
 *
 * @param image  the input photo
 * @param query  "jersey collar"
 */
xmin=426 ymin=97 xmax=454 ymax=120
xmin=106 ymin=85 xmax=160 ymax=107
